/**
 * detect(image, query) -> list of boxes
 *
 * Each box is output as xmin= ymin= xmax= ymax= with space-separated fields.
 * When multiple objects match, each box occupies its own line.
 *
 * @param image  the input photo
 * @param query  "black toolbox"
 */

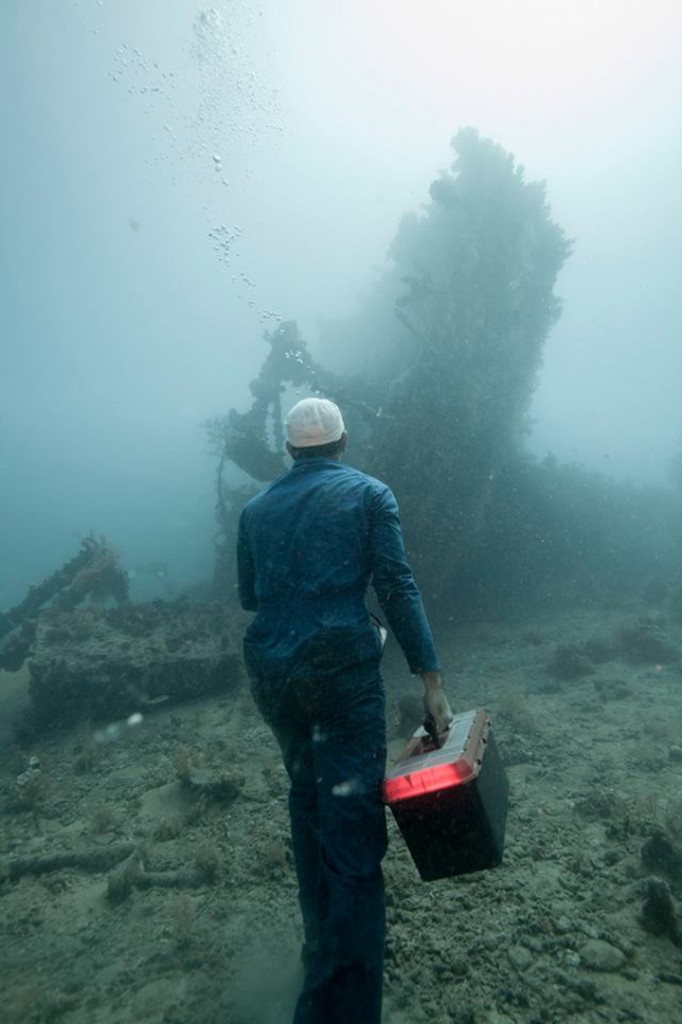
xmin=384 ymin=709 xmax=509 ymax=881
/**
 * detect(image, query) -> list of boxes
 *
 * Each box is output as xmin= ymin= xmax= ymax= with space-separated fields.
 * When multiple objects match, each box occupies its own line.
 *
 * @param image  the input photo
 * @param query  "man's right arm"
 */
xmin=422 ymin=670 xmax=454 ymax=737
xmin=368 ymin=485 xmax=438 ymax=671
xmin=369 ymin=485 xmax=452 ymax=732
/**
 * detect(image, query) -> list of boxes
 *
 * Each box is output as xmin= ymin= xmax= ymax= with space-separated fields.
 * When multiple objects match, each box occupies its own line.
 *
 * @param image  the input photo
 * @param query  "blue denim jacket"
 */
xmin=237 ymin=458 xmax=439 ymax=677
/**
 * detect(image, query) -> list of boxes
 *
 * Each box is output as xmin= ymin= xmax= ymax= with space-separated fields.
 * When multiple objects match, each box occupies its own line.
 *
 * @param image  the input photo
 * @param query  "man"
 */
xmin=237 ymin=396 xmax=452 ymax=1024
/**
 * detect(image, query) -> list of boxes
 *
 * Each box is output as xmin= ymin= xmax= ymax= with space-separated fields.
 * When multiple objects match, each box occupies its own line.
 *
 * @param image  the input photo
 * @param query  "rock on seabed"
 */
xmin=579 ymin=938 xmax=626 ymax=972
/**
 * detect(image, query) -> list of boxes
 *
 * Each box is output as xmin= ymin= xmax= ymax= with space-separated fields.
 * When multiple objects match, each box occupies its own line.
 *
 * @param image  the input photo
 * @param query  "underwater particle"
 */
xmin=259 ymin=309 xmax=282 ymax=323
xmin=94 ymin=712 xmax=143 ymax=744
xmin=192 ymin=6 xmax=224 ymax=60
xmin=332 ymin=779 xmax=360 ymax=797
xmin=208 ymin=223 xmax=243 ymax=265
xmin=312 ymin=725 xmax=327 ymax=744
xmin=96 ymin=722 xmax=122 ymax=744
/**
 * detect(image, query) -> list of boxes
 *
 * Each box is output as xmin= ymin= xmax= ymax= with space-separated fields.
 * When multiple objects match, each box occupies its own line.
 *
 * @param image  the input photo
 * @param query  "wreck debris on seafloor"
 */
xmin=0 ymin=537 xmax=130 ymax=673
xmin=28 ymin=600 xmax=244 ymax=725
xmin=0 ymin=540 xmax=244 ymax=726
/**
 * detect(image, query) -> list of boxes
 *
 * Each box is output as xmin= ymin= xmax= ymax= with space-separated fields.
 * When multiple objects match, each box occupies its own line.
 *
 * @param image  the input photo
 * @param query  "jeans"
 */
xmin=248 ymin=650 xmax=388 ymax=1024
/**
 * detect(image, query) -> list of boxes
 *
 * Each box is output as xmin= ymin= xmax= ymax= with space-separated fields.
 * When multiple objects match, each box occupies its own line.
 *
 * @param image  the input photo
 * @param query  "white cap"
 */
xmin=285 ymin=397 xmax=345 ymax=448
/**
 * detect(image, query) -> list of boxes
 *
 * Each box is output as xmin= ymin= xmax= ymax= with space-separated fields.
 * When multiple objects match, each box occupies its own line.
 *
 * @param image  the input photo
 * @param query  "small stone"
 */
xmin=450 ymin=957 xmax=469 ymax=979
xmin=579 ymin=939 xmax=626 ymax=972
xmin=508 ymin=945 xmax=534 ymax=971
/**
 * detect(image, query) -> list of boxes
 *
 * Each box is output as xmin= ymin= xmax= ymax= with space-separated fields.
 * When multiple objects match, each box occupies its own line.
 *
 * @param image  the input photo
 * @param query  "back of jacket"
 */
xmin=237 ymin=457 xmax=438 ymax=678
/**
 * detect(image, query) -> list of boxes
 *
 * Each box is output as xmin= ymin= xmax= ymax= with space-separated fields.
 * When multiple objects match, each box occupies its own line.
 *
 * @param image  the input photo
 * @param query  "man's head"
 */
xmin=285 ymin=397 xmax=347 ymax=460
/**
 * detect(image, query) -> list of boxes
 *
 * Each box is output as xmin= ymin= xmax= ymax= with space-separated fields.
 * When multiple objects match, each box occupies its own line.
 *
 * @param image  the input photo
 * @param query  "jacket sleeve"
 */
xmin=237 ymin=509 xmax=258 ymax=612
xmin=368 ymin=484 xmax=440 ymax=674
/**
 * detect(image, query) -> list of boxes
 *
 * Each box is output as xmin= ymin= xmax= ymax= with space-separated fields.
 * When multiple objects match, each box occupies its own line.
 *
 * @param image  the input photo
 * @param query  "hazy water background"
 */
xmin=1 ymin=0 xmax=680 ymax=607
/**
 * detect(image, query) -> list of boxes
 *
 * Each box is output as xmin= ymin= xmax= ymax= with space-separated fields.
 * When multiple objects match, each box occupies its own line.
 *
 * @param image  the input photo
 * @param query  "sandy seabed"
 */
xmin=1 ymin=602 xmax=681 ymax=1024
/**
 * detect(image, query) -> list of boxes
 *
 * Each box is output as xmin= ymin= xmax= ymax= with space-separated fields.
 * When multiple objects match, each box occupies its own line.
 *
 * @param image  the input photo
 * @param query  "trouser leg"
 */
xmin=250 ymin=678 xmax=324 ymax=962
xmin=284 ymin=732 xmax=327 ymax=965
xmin=250 ymin=658 xmax=387 ymax=1024
xmin=293 ymin=660 xmax=387 ymax=1024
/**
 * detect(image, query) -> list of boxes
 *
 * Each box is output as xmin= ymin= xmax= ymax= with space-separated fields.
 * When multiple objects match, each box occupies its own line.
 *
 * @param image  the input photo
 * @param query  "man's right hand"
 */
xmin=421 ymin=671 xmax=453 ymax=735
